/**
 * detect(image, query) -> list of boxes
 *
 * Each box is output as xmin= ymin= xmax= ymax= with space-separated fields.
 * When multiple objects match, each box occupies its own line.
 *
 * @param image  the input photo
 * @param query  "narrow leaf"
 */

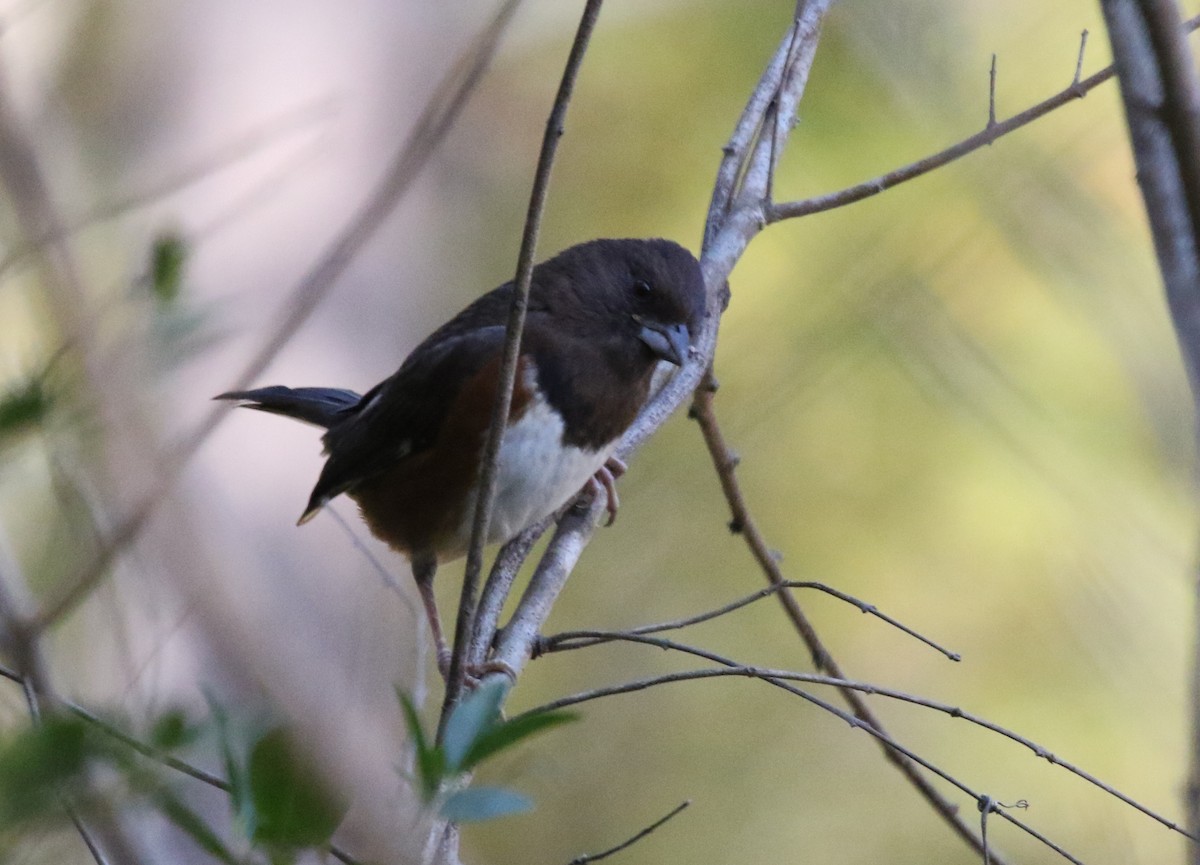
xmin=460 ymin=710 xmax=578 ymax=772
xmin=440 ymin=786 xmax=532 ymax=824
xmin=205 ymin=695 xmax=254 ymax=836
xmin=397 ymin=688 xmax=444 ymax=802
xmin=154 ymin=789 xmax=239 ymax=864
xmin=442 ymin=678 xmax=509 ymax=773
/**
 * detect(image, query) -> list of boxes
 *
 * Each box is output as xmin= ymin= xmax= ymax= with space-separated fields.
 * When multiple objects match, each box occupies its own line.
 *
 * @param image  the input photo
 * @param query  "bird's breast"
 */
xmin=349 ymin=357 xmax=610 ymax=564
xmin=471 ymin=392 xmax=610 ymax=547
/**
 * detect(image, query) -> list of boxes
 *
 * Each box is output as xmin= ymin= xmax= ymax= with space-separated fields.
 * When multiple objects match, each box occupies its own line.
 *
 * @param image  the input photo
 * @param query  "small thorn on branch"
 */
xmin=987 ymin=53 xmax=998 ymax=129
xmin=1071 ymin=29 xmax=1089 ymax=94
xmin=727 ymin=518 xmax=744 ymax=534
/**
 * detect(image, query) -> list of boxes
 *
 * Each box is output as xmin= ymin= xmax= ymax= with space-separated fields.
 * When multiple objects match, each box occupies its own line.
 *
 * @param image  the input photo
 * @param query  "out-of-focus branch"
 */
xmin=1098 ymin=1 xmax=1200 ymax=857
xmin=0 ymin=98 xmax=338 ymax=281
xmin=29 ymin=0 xmax=525 ymax=633
xmin=0 ymin=550 xmax=142 ymax=865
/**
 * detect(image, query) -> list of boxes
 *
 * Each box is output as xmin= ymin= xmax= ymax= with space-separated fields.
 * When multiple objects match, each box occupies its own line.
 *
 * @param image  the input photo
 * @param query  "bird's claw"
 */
xmin=586 ymin=456 xmax=627 ymax=526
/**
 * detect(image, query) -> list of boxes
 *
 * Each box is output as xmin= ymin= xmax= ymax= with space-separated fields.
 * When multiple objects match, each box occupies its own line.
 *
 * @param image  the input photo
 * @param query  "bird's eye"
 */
xmin=633 ymin=279 xmax=652 ymax=298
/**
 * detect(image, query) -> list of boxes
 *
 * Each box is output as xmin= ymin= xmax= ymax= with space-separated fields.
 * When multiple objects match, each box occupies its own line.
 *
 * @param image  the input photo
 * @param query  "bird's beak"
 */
xmin=636 ymin=318 xmax=691 ymax=366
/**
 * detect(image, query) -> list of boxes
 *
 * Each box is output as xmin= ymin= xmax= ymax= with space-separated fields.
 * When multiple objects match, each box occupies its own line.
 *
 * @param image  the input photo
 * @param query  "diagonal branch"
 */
xmin=690 ymin=373 xmax=1009 ymax=862
xmin=768 ymin=14 xmax=1200 ymax=223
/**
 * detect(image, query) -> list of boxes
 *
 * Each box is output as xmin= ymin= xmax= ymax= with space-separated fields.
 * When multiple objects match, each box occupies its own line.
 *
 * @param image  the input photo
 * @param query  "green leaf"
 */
xmin=441 ymin=678 xmax=509 ymax=773
xmin=205 ymin=695 xmax=255 ymax=837
xmin=440 ymin=786 xmax=532 ymax=823
xmin=0 ymin=715 xmax=91 ymax=827
xmin=246 ymin=727 xmax=347 ymax=848
xmin=149 ymin=709 xmax=198 ymax=751
xmin=149 ymin=232 xmax=188 ymax=303
xmin=397 ymin=689 xmax=444 ymax=802
xmin=460 ymin=710 xmax=577 ymax=773
xmin=0 ymin=377 xmax=49 ymax=442
xmin=154 ymin=789 xmax=239 ymax=864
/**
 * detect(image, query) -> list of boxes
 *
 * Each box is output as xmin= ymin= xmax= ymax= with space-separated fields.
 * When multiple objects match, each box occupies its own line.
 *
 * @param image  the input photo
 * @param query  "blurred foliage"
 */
xmin=148 ymin=231 xmax=188 ymax=305
xmin=0 ymin=375 xmax=50 ymax=448
xmin=0 ymin=702 xmax=351 ymax=864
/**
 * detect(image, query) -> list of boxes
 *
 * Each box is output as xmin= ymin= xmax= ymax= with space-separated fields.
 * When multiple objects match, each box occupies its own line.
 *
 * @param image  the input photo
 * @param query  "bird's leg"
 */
xmin=411 ymin=555 xmax=451 ymax=678
xmin=586 ymin=456 xmax=627 ymax=526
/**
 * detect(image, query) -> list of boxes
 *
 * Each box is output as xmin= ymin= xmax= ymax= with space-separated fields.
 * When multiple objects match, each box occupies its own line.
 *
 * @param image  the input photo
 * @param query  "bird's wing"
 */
xmin=302 ymin=323 xmax=510 ymax=516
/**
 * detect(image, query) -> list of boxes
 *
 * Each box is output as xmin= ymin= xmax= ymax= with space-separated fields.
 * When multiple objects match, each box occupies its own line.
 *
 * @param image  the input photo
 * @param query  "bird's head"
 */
xmin=537 ymin=237 xmax=706 ymax=370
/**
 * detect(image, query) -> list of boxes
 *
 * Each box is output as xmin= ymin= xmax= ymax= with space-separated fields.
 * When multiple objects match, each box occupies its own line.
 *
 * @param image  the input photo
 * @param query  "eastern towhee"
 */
xmin=217 ymin=237 xmax=706 ymax=673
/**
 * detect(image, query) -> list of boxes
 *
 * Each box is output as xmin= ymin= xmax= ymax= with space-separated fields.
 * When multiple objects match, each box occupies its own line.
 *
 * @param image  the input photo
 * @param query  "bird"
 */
xmin=216 ymin=237 xmax=706 ymax=675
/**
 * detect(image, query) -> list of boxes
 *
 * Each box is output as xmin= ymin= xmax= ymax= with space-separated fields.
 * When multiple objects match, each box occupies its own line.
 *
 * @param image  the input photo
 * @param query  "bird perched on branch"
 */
xmin=217 ymin=238 xmax=706 ymax=675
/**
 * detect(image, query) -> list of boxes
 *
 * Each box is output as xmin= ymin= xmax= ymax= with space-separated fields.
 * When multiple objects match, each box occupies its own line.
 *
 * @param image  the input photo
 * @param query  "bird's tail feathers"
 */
xmin=215 ymin=386 xmax=362 ymax=429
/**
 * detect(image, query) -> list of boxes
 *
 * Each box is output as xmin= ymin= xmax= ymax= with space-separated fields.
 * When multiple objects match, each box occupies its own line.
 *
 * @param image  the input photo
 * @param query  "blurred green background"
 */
xmin=0 ymin=0 xmax=1197 ymax=862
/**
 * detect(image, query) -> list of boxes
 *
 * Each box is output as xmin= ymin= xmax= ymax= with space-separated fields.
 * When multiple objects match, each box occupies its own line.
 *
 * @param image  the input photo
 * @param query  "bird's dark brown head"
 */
xmin=531 ymin=238 xmax=706 ymax=369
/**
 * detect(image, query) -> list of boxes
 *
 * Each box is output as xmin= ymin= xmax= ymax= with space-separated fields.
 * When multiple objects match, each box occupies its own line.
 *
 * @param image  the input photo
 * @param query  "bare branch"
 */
xmin=689 ymin=378 xmax=1002 ymax=859
xmin=520 ymin=662 xmax=1084 ymax=865
xmin=567 ymin=801 xmax=690 ymax=865
xmin=538 ymin=631 xmax=1195 ymax=843
xmin=1072 ymin=30 xmax=1090 ymax=90
xmin=541 ymin=579 xmax=960 ymax=662
xmin=768 ymin=14 xmax=1200 ymax=223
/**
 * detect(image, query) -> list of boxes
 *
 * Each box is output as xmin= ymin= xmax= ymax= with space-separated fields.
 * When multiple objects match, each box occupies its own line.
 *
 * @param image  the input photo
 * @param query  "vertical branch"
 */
xmin=1098 ymin=0 xmax=1200 ymax=854
xmin=440 ymin=0 xmax=605 ymax=719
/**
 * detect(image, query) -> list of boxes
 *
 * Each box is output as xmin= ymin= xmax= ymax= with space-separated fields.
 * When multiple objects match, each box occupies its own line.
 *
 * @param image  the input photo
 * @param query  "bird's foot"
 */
xmin=585 ymin=456 xmax=627 ymax=526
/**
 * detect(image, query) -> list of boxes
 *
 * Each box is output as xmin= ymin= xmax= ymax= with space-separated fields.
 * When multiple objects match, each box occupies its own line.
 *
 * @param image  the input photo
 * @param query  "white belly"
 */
xmin=492 ymin=398 xmax=610 ymax=540
xmin=454 ymin=396 xmax=610 ymax=551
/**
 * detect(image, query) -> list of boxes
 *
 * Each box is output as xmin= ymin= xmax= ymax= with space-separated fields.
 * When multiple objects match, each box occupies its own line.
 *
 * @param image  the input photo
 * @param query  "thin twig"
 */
xmin=538 ymin=631 xmax=1195 ymax=843
xmin=768 ymin=14 xmax=1200 ymax=222
xmin=29 ymin=0 xmax=524 ymax=634
xmin=1072 ymin=30 xmax=1090 ymax=91
xmin=520 ymin=664 xmax=1084 ymax=865
xmin=690 ymin=379 xmax=1003 ymax=860
xmin=441 ymin=0 xmax=605 ymax=718
xmin=0 ymin=98 xmax=337 ymax=281
xmin=988 ymin=54 xmax=998 ymax=128
xmin=541 ymin=579 xmax=959 ymax=662
xmin=567 ymin=801 xmax=690 ymax=865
